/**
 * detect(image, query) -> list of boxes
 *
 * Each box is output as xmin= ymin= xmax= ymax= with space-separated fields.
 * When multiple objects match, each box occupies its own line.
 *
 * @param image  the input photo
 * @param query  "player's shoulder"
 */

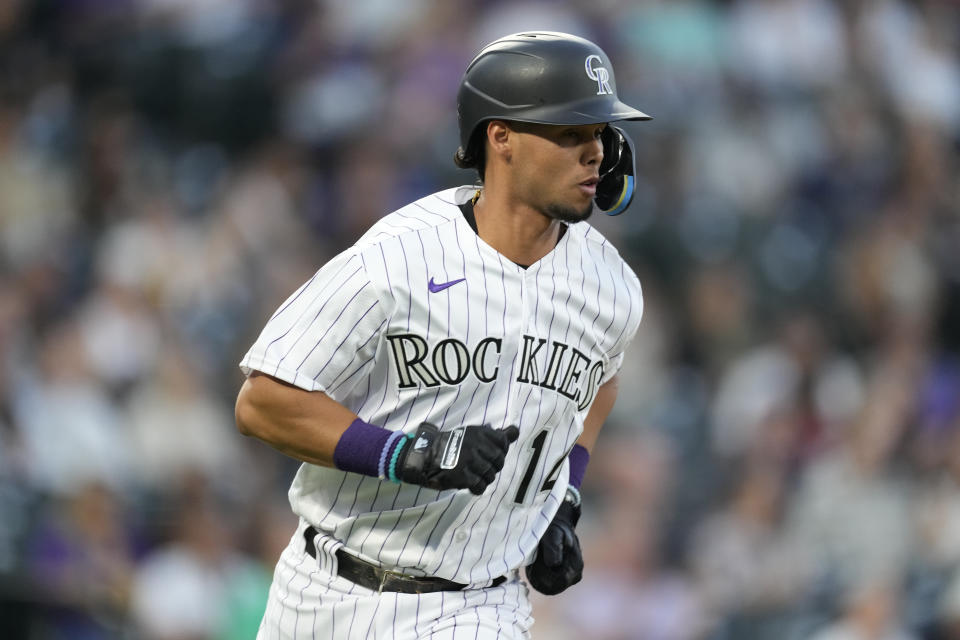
xmin=347 ymin=186 xmax=473 ymax=310
xmin=353 ymin=186 xmax=472 ymax=249
xmin=572 ymin=222 xmax=642 ymax=291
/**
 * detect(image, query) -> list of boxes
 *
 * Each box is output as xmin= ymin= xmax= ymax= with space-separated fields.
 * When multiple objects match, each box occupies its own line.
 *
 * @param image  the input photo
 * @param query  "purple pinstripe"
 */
xmin=291 ymin=282 xmax=370 ymax=373
xmin=246 ymin=187 xmax=641 ymax=638
xmin=268 ymin=260 xmax=362 ymax=371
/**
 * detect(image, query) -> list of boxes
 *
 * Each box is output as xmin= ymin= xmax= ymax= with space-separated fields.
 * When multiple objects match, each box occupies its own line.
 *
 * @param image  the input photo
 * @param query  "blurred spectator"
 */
xmin=535 ymin=495 xmax=705 ymax=640
xmin=684 ymin=263 xmax=754 ymax=377
xmin=905 ymin=416 xmax=960 ymax=633
xmin=915 ymin=426 xmax=960 ymax=576
xmin=215 ymin=498 xmax=297 ymax=640
xmin=77 ymin=281 xmax=161 ymax=396
xmin=26 ymin=482 xmax=136 ymax=639
xmin=0 ymin=0 xmax=957 ymax=636
xmin=857 ymin=0 xmax=960 ymax=132
xmin=125 ymin=346 xmax=246 ymax=493
xmin=807 ymin=577 xmax=918 ymax=640
xmin=934 ymin=570 xmax=960 ymax=640
xmin=710 ymin=312 xmax=864 ymax=464
xmin=788 ymin=363 xmax=918 ymax=603
xmin=0 ymin=104 xmax=78 ymax=272
xmin=727 ymin=0 xmax=848 ymax=92
xmin=11 ymin=318 xmax=133 ymax=495
xmin=841 ymin=208 xmax=940 ymax=344
xmin=689 ymin=463 xmax=811 ymax=638
xmin=130 ymin=480 xmax=265 ymax=640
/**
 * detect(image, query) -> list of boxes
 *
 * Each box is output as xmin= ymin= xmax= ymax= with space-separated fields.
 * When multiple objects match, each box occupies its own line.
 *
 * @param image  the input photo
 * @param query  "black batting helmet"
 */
xmin=456 ymin=32 xmax=651 ymax=215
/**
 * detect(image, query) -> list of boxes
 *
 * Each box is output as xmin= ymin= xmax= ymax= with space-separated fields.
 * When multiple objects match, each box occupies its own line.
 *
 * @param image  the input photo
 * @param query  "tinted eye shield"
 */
xmin=594 ymin=126 xmax=636 ymax=216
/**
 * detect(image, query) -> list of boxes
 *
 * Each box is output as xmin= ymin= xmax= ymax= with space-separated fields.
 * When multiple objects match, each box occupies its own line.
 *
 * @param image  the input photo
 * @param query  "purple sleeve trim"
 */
xmin=568 ymin=443 xmax=590 ymax=490
xmin=378 ymin=430 xmax=406 ymax=478
xmin=333 ymin=418 xmax=392 ymax=477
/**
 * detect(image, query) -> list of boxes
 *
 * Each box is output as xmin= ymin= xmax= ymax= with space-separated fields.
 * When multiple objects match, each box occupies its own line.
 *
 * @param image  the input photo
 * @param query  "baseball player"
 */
xmin=235 ymin=31 xmax=650 ymax=639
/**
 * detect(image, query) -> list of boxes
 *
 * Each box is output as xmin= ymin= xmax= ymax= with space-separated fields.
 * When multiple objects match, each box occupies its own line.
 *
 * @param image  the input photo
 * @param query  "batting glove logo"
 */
xmin=440 ymin=427 xmax=466 ymax=469
xmin=584 ymin=55 xmax=613 ymax=95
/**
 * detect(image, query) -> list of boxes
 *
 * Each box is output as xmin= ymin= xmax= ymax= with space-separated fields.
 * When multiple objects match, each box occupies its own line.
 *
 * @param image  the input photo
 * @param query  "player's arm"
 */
xmin=235 ymin=371 xmax=356 ymax=467
xmin=235 ymin=371 xmax=518 ymax=495
xmin=575 ymin=373 xmax=619 ymax=453
xmin=526 ymin=374 xmax=619 ymax=595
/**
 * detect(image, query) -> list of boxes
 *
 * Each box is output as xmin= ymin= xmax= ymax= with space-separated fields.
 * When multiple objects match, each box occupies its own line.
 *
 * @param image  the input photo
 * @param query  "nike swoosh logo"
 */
xmin=428 ymin=277 xmax=466 ymax=293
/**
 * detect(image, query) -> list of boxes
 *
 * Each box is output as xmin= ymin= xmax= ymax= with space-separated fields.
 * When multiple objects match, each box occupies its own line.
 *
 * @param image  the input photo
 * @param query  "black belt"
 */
xmin=303 ymin=526 xmax=506 ymax=594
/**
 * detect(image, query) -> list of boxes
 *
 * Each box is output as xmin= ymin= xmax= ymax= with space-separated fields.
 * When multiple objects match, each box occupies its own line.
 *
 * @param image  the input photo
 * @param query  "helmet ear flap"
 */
xmin=595 ymin=126 xmax=636 ymax=216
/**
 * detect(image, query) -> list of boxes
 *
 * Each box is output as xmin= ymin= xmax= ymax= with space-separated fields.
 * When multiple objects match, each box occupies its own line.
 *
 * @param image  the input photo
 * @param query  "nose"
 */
xmin=583 ymin=135 xmax=603 ymax=166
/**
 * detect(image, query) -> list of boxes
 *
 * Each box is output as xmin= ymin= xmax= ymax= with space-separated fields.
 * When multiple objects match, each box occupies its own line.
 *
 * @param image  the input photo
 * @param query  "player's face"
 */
xmin=508 ymin=122 xmax=606 ymax=223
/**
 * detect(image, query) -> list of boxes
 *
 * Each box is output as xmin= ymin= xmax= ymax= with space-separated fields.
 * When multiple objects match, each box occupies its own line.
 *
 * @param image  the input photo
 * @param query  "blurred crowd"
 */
xmin=0 ymin=0 xmax=958 ymax=638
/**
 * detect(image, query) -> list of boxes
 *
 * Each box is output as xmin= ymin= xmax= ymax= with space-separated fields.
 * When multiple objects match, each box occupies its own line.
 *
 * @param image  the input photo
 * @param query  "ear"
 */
xmin=486 ymin=120 xmax=512 ymax=163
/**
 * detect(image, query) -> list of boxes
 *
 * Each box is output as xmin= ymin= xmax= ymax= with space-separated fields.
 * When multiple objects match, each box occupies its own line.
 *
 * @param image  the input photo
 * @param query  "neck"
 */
xmin=472 ymin=189 xmax=564 ymax=266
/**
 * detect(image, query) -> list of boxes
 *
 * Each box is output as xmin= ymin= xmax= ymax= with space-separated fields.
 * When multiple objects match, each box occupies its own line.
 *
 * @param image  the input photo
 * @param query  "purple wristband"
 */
xmin=378 ymin=430 xmax=405 ymax=478
xmin=568 ymin=444 xmax=590 ymax=490
xmin=333 ymin=418 xmax=392 ymax=477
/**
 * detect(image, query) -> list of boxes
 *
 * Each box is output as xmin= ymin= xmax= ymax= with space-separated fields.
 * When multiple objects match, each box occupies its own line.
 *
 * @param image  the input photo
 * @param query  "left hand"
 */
xmin=525 ymin=498 xmax=583 ymax=595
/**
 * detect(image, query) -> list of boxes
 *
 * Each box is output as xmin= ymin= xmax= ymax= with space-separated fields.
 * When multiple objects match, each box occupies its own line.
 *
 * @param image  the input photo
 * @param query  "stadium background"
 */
xmin=0 ymin=0 xmax=958 ymax=638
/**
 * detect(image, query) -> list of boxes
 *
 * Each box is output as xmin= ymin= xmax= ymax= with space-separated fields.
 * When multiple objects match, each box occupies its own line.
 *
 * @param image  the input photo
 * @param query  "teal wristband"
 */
xmin=388 ymin=434 xmax=413 ymax=483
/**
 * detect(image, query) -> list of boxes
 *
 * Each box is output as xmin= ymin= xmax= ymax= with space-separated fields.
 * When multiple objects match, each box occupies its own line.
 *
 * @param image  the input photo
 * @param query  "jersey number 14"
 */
xmin=514 ymin=429 xmax=570 ymax=505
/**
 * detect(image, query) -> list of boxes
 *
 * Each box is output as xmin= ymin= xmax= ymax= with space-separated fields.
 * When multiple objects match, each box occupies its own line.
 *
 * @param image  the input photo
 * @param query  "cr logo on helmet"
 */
xmin=584 ymin=55 xmax=613 ymax=95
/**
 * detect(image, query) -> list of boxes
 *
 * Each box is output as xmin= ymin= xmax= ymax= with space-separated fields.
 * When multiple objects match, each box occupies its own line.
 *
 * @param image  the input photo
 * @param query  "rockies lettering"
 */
xmin=386 ymin=334 xmax=501 ymax=388
xmin=387 ymin=333 xmax=604 ymax=410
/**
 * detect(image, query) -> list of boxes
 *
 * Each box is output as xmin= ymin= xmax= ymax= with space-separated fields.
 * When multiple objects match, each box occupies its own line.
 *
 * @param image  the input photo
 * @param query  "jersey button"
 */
xmin=455 ymin=531 xmax=468 ymax=542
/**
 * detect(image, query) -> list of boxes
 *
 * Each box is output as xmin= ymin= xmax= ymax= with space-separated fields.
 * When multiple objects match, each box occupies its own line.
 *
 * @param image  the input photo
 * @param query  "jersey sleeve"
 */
xmin=602 ymin=262 xmax=643 ymax=384
xmin=239 ymin=248 xmax=389 ymax=394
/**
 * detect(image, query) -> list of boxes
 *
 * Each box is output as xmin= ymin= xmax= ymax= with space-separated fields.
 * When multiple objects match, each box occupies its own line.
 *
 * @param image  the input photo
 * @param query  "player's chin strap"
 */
xmin=595 ymin=125 xmax=637 ymax=216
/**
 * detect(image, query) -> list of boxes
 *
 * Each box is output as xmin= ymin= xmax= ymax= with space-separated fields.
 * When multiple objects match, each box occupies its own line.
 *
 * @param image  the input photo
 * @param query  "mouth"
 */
xmin=578 ymin=177 xmax=599 ymax=196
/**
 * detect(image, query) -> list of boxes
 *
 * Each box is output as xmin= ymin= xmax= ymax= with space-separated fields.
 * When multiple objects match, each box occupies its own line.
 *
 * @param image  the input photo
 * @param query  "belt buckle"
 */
xmin=377 ymin=568 xmax=407 ymax=594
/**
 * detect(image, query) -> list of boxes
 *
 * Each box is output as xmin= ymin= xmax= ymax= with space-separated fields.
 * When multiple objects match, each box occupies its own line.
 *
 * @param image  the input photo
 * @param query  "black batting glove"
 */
xmin=525 ymin=493 xmax=583 ymax=595
xmin=397 ymin=423 xmax=520 ymax=495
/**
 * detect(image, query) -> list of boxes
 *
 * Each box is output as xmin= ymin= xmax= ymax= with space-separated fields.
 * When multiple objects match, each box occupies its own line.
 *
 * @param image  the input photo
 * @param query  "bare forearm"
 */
xmin=576 ymin=374 xmax=619 ymax=453
xmin=235 ymin=371 xmax=357 ymax=467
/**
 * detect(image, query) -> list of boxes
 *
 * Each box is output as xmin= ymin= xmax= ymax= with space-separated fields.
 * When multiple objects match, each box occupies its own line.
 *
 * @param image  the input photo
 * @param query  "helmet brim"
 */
xmin=547 ymin=99 xmax=653 ymax=124
xmin=476 ymin=95 xmax=651 ymax=128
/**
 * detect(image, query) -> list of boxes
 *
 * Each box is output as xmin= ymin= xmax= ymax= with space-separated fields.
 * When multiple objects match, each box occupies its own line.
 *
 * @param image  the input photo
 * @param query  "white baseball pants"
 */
xmin=257 ymin=522 xmax=534 ymax=639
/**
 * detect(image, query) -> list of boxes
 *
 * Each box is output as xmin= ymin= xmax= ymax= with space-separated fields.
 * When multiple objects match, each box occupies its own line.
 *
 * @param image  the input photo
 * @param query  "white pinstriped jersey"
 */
xmin=240 ymin=185 xmax=643 ymax=585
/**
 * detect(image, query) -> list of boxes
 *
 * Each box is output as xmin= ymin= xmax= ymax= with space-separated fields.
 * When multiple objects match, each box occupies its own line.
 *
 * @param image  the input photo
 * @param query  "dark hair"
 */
xmin=453 ymin=125 xmax=487 ymax=182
